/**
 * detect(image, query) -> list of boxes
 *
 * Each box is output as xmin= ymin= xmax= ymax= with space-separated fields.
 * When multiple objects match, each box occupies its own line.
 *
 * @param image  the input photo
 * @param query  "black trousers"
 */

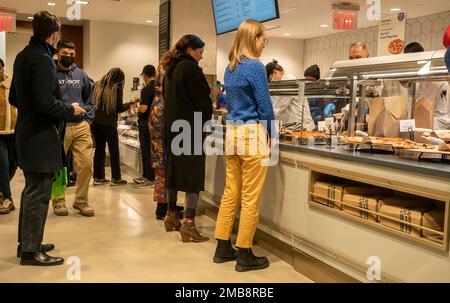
xmin=93 ymin=123 xmax=121 ymax=180
xmin=138 ymin=119 xmax=155 ymax=181
xmin=18 ymin=171 xmax=54 ymax=253
xmin=0 ymin=134 xmax=18 ymax=199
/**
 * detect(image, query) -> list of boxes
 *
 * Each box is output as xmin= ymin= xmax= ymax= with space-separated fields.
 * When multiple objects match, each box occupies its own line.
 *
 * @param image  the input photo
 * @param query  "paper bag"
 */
xmin=368 ymin=96 xmax=408 ymax=138
xmin=413 ymin=96 xmax=435 ymax=143
xmin=313 ymin=181 xmax=344 ymax=209
xmin=379 ymin=197 xmax=433 ymax=237
xmin=342 ymin=193 xmax=381 ymax=222
xmin=423 ymin=208 xmax=445 ymax=243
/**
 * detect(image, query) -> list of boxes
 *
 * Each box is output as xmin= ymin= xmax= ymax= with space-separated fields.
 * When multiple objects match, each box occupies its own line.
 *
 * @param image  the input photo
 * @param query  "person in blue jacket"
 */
xmin=52 ymin=40 xmax=95 ymax=217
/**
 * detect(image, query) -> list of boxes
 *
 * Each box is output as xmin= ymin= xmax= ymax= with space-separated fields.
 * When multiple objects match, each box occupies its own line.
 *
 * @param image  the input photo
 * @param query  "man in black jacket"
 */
xmin=9 ymin=11 xmax=85 ymax=266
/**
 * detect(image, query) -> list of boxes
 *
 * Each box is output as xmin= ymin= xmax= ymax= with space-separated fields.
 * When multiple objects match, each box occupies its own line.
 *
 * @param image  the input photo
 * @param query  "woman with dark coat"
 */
xmin=162 ymin=35 xmax=213 ymax=243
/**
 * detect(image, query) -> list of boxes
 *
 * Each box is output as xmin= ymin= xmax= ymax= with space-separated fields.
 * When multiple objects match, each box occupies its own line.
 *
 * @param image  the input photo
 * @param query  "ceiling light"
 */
xmin=76 ymin=0 xmax=89 ymax=5
xmin=145 ymin=20 xmax=153 ymax=23
xmin=390 ymin=8 xmax=401 ymax=12
xmin=283 ymin=33 xmax=291 ymax=36
xmin=27 ymin=16 xmax=33 ymax=20
xmin=320 ymin=24 xmax=329 ymax=28
xmin=47 ymin=2 xmax=56 ymax=6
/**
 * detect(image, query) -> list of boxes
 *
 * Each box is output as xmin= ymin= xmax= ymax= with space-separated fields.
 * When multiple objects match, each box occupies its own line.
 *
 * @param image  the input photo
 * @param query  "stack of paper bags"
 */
xmin=379 ymin=197 xmax=433 ymax=237
xmin=342 ymin=187 xmax=392 ymax=222
xmin=313 ymin=181 xmax=344 ymax=209
xmin=423 ymin=208 xmax=445 ymax=243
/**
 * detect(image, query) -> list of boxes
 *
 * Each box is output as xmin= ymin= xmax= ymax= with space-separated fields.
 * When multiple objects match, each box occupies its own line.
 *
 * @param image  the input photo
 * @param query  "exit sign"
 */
xmin=333 ymin=10 xmax=358 ymax=31
xmin=0 ymin=10 xmax=16 ymax=32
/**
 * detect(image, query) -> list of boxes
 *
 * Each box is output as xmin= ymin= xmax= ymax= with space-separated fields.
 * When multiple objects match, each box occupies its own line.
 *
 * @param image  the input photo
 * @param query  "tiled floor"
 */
xmin=0 ymin=169 xmax=312 ymax=283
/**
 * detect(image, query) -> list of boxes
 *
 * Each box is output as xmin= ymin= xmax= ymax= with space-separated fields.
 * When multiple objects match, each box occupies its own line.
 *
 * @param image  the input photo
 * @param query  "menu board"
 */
xmin=159 ymin=1 xmax=171 ymax=59
xmin=212 ymin=0 xmax=279 ymax=35
xmin=377 ymin=11 xmax=407 ymax=56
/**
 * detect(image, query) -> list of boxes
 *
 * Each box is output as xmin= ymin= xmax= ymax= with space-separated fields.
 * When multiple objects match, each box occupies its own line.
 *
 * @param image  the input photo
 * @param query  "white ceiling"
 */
xmin=0 ymin=0 xmax=449 ymax=39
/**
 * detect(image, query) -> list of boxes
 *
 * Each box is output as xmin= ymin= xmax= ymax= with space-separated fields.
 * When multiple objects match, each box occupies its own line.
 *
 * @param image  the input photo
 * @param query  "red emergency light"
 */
xmin=333 ymin=10 xmax=358 ymax=31
xmin=0 ymin=15 xmax=14 ymax=32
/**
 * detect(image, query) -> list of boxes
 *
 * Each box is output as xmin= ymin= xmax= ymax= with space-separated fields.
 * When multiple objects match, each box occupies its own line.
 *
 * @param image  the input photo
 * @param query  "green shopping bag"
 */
xmin=51 ymin=167 xmax=68 ymax=200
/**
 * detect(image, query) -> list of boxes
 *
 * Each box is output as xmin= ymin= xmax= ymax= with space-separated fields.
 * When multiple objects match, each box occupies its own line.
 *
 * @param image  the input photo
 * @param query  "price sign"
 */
xmin=333 ymin=10 xmax=357 ymax=31
xmin=400 ymin=119 xmax=416 ymax=132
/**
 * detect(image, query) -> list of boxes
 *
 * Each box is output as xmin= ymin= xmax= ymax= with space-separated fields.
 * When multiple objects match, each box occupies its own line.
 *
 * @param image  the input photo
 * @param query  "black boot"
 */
xmin=214 ymin=239 xmax=238 ymax=263
xmin=155 ymin=203 xmax=168 ymax=220
xmin=235 ymin=248 xmax=270 ymax=272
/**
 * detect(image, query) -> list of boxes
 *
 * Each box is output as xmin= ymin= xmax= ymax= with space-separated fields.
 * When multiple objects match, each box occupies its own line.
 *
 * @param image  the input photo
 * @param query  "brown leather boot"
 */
xmin=164 ymin=211 xmax=182 ymax=232
xmin=180 ymin=220 xmax=209 ymax=243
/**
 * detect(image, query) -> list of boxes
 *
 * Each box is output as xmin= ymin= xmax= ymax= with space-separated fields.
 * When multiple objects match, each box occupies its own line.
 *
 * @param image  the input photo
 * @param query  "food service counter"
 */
xmin=202 ymin=143 xmax=450 ymax=282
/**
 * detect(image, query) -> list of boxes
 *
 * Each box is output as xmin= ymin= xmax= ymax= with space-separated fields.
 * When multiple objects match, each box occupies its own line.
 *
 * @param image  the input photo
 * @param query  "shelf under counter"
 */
xmin=280 ymin=143 xmax=450 ymax=180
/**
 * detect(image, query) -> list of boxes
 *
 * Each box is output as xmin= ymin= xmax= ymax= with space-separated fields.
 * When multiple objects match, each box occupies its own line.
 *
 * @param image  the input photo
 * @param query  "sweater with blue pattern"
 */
xmin=224 ymin=58 xmax=275 ymax=136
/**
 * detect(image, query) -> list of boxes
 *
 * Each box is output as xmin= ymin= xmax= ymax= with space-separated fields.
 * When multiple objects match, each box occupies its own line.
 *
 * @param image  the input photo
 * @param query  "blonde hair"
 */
xmin=93 ymin=68 xmax=125 ymax=114
xmin=229 ymin=19 xmax=265 ymax=72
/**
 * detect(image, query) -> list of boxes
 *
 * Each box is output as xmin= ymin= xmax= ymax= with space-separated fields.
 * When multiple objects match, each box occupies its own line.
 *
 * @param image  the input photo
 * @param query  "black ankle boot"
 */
xmin=235 ymin=248 xmax=270 ymax=272
xmin=213 ymin=239 xmax=238 ymax=263
xmin=155 ymin=203 xmax=168 ymax=220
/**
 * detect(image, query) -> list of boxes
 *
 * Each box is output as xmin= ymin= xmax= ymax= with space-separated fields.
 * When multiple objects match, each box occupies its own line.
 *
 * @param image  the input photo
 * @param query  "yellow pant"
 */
xmin=214 ymin=124 xmax=269 ymax=248
xmin=53 ymin=121 xmax=93 ymax=206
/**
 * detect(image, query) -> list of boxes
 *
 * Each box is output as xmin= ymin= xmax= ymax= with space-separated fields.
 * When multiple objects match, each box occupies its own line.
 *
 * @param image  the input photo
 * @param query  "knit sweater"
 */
xmin=224 ymin=58 xmax=275 ymax=136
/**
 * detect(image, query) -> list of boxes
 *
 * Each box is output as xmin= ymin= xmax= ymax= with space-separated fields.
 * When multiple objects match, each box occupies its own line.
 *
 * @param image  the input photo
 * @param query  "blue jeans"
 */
xmin=0 ymin=134 xmax=18 ymax=199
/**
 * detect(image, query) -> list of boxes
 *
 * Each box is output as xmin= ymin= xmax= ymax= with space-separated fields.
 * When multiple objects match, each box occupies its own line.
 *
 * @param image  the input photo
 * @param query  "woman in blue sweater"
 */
xmin=214 ymin=19 xmax=275 ymax=272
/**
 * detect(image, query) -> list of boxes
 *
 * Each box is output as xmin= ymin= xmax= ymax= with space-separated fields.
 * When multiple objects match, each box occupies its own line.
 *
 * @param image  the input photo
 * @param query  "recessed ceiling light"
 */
xmin=390 ymin=8 xmax=401 ymax=12
xmin=283 ymin=33 xmax=291 ymax=36
xmin=27 ymin=16 xmax=33 ymax=20
xmin=320 ymin=24 xmax=329 ymax=28
xmin=76 ymin=0 xmax=89 ymax=5
xmin=47 ymin=2 xmax=56 ymax=6
xmin=145 ymin=20 xmax=153 ymax=23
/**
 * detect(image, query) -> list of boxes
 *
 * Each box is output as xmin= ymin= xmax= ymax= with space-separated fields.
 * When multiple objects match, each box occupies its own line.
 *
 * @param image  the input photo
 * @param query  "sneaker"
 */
xmin=73 ymin=203 xmax=95 ymax=217
xmin=93 ymin=178 xmax=110 ymax=186
xmin=132 ymin=177 xmax=146 ymax=184
xmin=0 ymin=198 xmax=15 ymax=215
xmin=134 ymin=180 xmax=155 ymax=189
xmin=110 ymin=179 xmax=128 ymax=186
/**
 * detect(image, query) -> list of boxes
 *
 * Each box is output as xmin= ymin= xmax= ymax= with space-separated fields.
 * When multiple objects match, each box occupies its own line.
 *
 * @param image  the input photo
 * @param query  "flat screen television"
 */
xmin=211 ymin=0 xmax=280 ymax=35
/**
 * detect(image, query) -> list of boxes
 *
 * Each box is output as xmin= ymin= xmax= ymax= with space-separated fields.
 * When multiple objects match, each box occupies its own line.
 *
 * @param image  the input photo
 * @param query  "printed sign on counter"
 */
xmin=400 ymin=119 xmax=416 ymax=132
xmin=377 ymin=11 xmax=407 ymax=56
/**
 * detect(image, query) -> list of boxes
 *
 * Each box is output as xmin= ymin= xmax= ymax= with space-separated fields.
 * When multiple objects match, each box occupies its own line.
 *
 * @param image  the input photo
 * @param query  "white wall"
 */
xmin=83 ymin=20 xmax=159 ymax=101
xmin=5 ymin=29 xmax=32 ymax=76
xmin=303 ymin=10 xmax=450 ymax=77
xmin=0 ymin=32 xmax=6 ymax=67
xmin=216 ymin=31 xmax=304 ymax=82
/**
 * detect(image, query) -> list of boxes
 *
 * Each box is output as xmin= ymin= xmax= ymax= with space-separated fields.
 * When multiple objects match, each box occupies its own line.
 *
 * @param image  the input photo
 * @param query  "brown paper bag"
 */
xmin=423 ymin=208 xmax=445 ymax=243
xmin=368 ymin=96 xmax=408 ymax=138
xmin=344 ymin=187 xmax=392 ymax=197
xmin=342 ymin=193 xmax=380 ymax=222
xmin=379 ymin=197 xmax=433 ymax=237
xmin=313 ymin=182 xmax=344 ymax=209
xmin=414 ymin=96 xmax=435 ymax=143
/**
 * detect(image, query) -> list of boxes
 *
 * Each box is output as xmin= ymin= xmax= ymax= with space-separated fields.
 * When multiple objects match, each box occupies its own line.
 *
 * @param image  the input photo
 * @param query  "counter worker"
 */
xmin=265 ymin=60 xmax=315 ymax=129
xmin=404 ymin=42 xmax=450 ymax=130
xmin=304 ymin=65 xmax=323 ymax=123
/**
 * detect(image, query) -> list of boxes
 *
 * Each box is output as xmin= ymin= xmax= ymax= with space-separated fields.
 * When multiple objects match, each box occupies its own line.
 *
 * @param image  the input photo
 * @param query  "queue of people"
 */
xmin=2 ymin=8 xmax=449 ymax=274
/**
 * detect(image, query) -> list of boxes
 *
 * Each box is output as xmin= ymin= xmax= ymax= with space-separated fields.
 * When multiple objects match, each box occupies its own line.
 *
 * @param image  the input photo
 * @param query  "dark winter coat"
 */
xmin=163 ymin=54 xmax=212 ymax=192
xmin=9 ymin=36 xmax=74 ymax=173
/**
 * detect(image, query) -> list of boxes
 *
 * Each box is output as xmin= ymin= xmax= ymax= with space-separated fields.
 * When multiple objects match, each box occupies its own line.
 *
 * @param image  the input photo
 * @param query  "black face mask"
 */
xmin=60 ymin=55 xmax=75 ymax=68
